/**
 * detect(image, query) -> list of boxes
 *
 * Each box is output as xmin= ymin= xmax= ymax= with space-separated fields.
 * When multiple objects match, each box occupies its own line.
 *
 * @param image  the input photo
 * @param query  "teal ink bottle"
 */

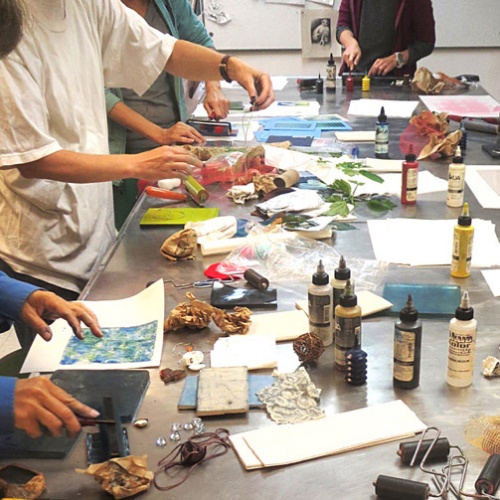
xmin=375 ymin=106 xmax=389 ymax=159
xmin=394 ymin=294 xmax=422 ymax=389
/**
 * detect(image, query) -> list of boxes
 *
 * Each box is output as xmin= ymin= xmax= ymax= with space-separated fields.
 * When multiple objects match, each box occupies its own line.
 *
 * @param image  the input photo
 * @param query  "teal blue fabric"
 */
xmin=106 ymin=0 xmax=215 ymax=154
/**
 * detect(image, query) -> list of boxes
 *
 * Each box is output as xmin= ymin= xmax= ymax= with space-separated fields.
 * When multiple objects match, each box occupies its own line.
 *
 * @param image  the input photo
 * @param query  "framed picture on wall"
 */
xmin=300 ymin=8 xmax=339 ymax=58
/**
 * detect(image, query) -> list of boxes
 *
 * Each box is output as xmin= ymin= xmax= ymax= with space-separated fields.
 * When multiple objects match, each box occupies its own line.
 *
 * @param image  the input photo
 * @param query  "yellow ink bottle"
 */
xmin=451 ymin=202 xmax=474 ymax=278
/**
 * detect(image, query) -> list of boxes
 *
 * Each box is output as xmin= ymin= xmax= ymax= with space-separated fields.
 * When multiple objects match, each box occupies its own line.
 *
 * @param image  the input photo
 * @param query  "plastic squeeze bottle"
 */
xmin=334 ymin=280 xmax=362 ymax=371
xmin=308 ymin=260 xmax=334 ymax=346
xmin=401 ymin=145 xmax=418 ymax=205
xmin=446 ymin=146 xmax=466 ymax=208
xmin=394 ymin=294 xmax=422 ymax=389
xmin=331 ymin=255 xmax=351 ymax=308
xmin=325 ymin=53 xmax=336 ymax=91
xmin=451 ymin=202 xmax=474 ymax=278
xmin=375 ymin=106 xmax=389 ymax=159
xmin=446 ymin=291 xmax=477 ymax=388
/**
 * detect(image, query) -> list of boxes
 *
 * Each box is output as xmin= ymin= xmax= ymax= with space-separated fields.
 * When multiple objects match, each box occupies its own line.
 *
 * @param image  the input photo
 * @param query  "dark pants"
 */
xmin=0 ymin=259 xmax=79 ymax=351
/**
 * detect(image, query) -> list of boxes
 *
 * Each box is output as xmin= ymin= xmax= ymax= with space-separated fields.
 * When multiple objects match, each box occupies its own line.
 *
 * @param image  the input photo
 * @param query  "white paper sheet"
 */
xmin=368 ymin=218 xmax=500 ymax=267
xmin=230 ymin=400 xmax=426 ymax=469
xmin=247 ymin=310 xmax=309 ymax=341
xmin=466 ymin=165 xmax=500 ymax=209
xmin=419 ymin=95 xmax=500 ymax=119
xmin=210 ymin=335 xmax=278 ymax=370
xmin=21 ymin=279 xmax=165 ymax=373
xmin=481 ymin=269 xmax=500 ymax=297
xmin=347 ymin=99 xmax=419 ymax=118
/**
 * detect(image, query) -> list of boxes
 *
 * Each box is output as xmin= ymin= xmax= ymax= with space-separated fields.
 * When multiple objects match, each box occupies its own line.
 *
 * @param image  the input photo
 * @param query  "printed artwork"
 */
xmin=60 ymin=321 xmax=158 ymax=365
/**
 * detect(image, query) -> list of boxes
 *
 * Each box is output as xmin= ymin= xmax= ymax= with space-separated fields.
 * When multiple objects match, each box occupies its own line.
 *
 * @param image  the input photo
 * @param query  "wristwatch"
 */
xmin=395 ymin=52 xmax=406 ymax=69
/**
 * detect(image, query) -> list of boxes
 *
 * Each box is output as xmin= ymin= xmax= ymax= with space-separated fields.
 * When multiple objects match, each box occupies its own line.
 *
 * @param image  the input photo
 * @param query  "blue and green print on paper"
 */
xmin=60 ymin=321 xmax=158 ymax=365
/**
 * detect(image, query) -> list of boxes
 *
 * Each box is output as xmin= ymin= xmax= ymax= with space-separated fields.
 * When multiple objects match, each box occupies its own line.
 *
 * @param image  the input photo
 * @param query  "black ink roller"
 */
xmin=374 ymin=475 xmax=430 ymax=500
xmin=244 ymin=268 xmax=269 ymax=290
xmin=475 ymin=454 xmax=500 ymax=495
xmin=397 ymin=437 xmax=450 ymax=465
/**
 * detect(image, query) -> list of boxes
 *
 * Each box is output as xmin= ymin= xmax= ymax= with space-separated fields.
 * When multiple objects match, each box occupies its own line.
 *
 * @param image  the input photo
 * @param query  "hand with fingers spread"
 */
xmin=133 ymin=145 xmax=204 ymax=182
xmin=368 ymin=55 xmax=398 ymax=77
xmin=21 ymin=290 xmax=102 ymax=341
xmin=14 ymin=377 xmax=100 ymax=438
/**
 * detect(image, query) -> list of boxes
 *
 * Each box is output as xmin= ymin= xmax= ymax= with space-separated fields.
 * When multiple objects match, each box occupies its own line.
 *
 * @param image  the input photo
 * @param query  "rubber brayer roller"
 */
xmin=244 ymin=268 xmax=270 ymax=290
xmin=374 ymin=475 xmax=430 ymax=500
xmin=397 ymin=437 xmax=450 ymax=465
xmin=475 ymin=454 xmax=500 ymax=495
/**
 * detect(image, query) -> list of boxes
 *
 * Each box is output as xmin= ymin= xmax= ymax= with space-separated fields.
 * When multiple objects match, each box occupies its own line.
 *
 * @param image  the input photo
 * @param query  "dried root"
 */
xmin=164 ymin=292 xmax=252 ymax=335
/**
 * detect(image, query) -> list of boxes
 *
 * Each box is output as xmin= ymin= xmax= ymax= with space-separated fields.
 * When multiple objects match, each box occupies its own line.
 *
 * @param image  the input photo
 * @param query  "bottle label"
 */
xmin=405 ymin=169 xmax=418 ymax=202
xmin=375 ymin=124 xmax=389 ymax=155
xmin=334 ymin=316 xmax=361 ymax=367
xmin=446 ymin=166 xmax=465 ymax=206
xmin=326 ymin=66 xmax=336 ymax=89
xmin=394 ymin=329 xmax=415 ymax=381
xmin=308 ymin=293 xmax=331 ymax=326
xmin=447 ymin=327 xmax=476 ymax=383
xmin=451 ymin=231 xmax=474 ymax=274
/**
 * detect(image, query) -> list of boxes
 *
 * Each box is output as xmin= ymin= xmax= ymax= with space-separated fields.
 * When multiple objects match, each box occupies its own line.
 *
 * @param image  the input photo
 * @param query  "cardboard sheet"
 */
xmin=229 ymin=400 xmax=426 ymax=469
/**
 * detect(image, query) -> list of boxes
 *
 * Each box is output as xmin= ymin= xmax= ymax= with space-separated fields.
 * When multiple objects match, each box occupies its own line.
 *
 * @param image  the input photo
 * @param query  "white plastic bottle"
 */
xmin=446 ymin=146 xmax=466 ymax=208
xmin=308 ymin=260 xmax=334 ymax=347
xmin=446 ymin=290 xmax=477 ymax=387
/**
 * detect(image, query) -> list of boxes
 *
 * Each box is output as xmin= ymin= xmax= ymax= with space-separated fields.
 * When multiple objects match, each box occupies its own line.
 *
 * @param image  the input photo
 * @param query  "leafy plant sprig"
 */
xmin=321 ymin=160 xmax=396 ymax=216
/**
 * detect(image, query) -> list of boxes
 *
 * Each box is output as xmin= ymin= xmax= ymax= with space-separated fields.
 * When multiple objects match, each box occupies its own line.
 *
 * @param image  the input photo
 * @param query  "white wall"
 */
xmin=233 ymin=48 xmax=500 ymax=101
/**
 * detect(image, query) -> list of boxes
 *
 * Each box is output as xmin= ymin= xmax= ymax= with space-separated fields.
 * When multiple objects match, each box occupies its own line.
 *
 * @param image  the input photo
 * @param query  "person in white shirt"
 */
xmin=0 ymin=0 xmax=274 ymax=348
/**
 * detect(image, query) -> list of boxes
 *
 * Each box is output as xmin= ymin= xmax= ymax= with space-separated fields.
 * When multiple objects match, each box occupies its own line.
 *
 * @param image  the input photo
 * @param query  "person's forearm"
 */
xmin=338 ymin=28 xmax=356 ymax=47
xmin=108 ymin=101 xmax=163 ymax=144
xmin=18 ymin=150 xmax=135 ymax=183
xmin=165 ymin=40 xmax=223 ymax=81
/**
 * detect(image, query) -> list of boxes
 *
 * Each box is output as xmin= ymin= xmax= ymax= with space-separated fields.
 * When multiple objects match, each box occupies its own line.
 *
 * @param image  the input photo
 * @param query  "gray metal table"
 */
xmin=7 ymin=80 xmax=500 ymax=499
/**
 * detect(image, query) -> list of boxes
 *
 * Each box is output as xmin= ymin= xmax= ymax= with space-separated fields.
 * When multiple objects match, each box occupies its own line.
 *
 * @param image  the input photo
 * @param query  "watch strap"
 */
xmin=219 ymin=55 xmax=233 ymax=83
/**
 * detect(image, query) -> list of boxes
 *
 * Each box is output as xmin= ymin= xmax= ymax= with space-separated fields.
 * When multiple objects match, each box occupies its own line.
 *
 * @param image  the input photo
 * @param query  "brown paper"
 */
xmin=411 ymin=67 xmax=467 ymax=95
xmin=417 ymin=130 xmax=462 ymax=160
xmin=160 ymin=228 xmax=197 ymax=261
xmin=76 ymin=455 xmax=153 ymax=500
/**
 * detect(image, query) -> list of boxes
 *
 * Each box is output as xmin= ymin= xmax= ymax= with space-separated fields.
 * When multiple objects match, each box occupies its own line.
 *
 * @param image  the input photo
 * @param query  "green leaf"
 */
xmin=328 ymin=179 xmax=352 ymax=196
xmin=323 ymin=200 xmax=351 ymax=217
xmin=359 ymin=169 xmax=384 ymax=183
xmin=367 ymin=198 xmax=397 ymax=212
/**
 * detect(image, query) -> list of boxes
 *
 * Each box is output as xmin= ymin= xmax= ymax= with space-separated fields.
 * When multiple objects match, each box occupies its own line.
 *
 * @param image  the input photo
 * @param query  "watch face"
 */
xmin=396 ymin=52 xmax=405 ymax=68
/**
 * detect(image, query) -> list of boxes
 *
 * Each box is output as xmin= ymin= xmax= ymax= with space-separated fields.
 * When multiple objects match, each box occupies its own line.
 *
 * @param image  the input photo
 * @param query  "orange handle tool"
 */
xmin=145 ymin=186 xmax=187 ymax=201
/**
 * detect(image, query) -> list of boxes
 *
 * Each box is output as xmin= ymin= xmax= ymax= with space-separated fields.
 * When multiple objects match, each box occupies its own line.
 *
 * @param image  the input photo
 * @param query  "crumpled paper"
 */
xmin=164 ymin=292 xmax=252 ymax=335
xmin=76 ymin=455 xmax=153 ymax=500
xmin=253 ymin=174 xmax=278 ymax=195
xmin=483 ymin=356 xmax=500 ymax=377
xmin=256 ymin=190 xmax=327 ymax=216
xmin=411 ymin=67 xmax=467 ymax=94
xmin=417 ymin=129 xmax=462 ymax=160
xmin=185 ymin=216 xmax=237 ymax=244
xmin=0 ymin=464 xmax=46 ymax=500
xmin=410 ymin=110 xmax=449 ymax=140
xmin=160 ymin=229 xmax=197 ymax=261
xmin=226 ymin=183 xmax=259 ymax=204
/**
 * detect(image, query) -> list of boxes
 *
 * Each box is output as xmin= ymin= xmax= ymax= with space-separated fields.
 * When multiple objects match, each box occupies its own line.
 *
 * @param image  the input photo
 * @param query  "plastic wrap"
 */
xmin=215 ymin=225 xmax=388 ymax=290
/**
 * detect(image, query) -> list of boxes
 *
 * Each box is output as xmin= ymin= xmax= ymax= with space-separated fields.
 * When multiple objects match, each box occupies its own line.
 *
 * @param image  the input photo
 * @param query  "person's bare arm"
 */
xmin=339 ymin=30 xmax=362 ymax=70
xmin=165 ymin=41 xmax=274 ymax=110
xmin=16 ymin=147 xmax=203 ymax=183
xmin=108 ymin=101 xmax=205 ymax=144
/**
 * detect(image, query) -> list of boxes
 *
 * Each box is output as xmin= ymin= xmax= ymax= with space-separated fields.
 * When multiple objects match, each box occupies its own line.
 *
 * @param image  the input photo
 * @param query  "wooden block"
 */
xmin=196 ymin=366 xmax=249 ymax=416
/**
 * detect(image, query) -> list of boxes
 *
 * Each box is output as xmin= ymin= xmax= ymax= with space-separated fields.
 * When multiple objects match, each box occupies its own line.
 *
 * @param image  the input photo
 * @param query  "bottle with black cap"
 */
xmin=308 ymin=260 xmax=333 ymax=347
xmin=334 ymin=279 xmax=362 ymax=371
xmin=375 ymin=106 xmax=389 ymax=159
xmin=451 ymin=202 xmax=474 ymax=278
xmin=394 ymin=294 xmax=422 ymax=389
xmin=446 ymin=290 xmax=477 ymax=388
xmin=325 ymin=53 xmax=336 ymax=91
xmin=331 ymin=255 xmax=351 ymax=308
xmin=446 ymin=145 xmax=466 ymax=208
